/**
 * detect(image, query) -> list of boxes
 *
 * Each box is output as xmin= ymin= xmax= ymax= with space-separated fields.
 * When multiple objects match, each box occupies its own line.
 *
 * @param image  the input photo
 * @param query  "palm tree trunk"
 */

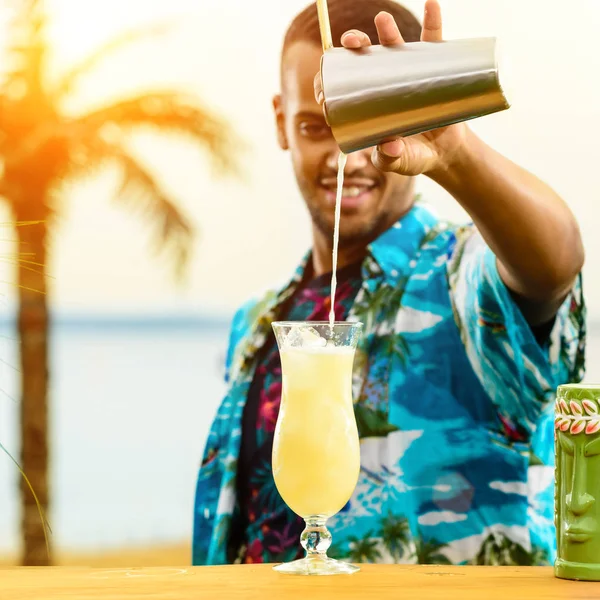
xmin=15 ymin=218 xmax=51 ymax=566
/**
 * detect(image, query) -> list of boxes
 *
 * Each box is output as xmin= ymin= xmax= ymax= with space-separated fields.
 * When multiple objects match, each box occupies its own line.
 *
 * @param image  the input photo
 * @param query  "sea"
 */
xmin=0 ymin=316 xmax=598 ymax=555
xmin=0 ymin=316 xmax=231 ymax=554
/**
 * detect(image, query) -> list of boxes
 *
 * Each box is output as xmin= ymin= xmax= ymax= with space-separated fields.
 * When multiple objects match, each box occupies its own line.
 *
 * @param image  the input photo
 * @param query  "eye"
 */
xmin=298 ymin=121 xmax=330 ymax=140
xmin=558 ymin=431 xmax=574 ymax=456
xmin=585 ymin=435 xmax=600 ymax=457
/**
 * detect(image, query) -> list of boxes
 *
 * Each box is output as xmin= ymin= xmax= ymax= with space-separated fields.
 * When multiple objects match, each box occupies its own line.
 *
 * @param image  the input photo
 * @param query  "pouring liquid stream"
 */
xmin=328 ymin=151 xmax=347 ymax=329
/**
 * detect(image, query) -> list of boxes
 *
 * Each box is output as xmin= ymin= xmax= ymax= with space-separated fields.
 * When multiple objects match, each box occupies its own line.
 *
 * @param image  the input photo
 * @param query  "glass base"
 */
xmin=273 ymin=555 xmax=359 ymax=576
xmin=272 ymin=515 xmax=358 ymax=575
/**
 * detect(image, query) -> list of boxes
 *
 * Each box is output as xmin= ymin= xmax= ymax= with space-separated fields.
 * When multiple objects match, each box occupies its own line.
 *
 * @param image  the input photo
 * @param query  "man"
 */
xmin=193 ymin=0 xmax=586 ymax=566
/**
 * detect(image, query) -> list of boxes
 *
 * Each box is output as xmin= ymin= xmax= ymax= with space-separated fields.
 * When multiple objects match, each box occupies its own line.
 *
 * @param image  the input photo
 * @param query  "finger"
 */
xmin=374 ymin=11 xmax=405 ymax=46
xmin=314 ymin=72 xmax=324 ymax=105
xmin=340 ymin=29 xmax=372 ymax=49
xmin=422 ymin=0 xmax=443 ymax=42
xmin=378 ymin=139 xmax=404 ymax=160
xmin=371 ymin=141 xmax=408 ymax=173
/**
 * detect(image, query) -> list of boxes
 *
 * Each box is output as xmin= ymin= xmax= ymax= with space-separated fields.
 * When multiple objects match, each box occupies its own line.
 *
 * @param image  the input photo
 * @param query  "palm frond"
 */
xmin=0 ymin=440 xmax=52 ymax=558
xmin=72 ymin=91 xmax=245 ymax=178
xmin=69 ymin=138 xmax=194 ymax=279
xmin=52 ymin=22 xmax=174 ymax=99
xmin=348 ymin=533 xmax=382 ymax=563
xmin=13 ymin=221 xmax=44 ymax=228
xmin=381 ymin=515 xmax=410 ymax=561
xmin=4 ymin=0 xmax=49 ymax=91
xmin=3 ymin=91 xmax=245 ymax=181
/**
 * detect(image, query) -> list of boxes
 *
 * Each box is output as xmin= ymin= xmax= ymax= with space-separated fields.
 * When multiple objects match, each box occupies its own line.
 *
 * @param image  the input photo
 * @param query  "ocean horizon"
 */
xmin=0 ymin=311 xmax=233 ymax=330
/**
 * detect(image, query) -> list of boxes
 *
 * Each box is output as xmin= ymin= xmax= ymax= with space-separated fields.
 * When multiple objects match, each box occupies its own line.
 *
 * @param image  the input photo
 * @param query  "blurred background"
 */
xmin=0 ymin=0 xmax=598 ymax=566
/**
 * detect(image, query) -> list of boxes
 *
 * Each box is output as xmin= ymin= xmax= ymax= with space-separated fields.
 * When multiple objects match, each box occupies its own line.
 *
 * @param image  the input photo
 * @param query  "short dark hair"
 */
xmin=282 ymin=0 xmax=422 ymax=57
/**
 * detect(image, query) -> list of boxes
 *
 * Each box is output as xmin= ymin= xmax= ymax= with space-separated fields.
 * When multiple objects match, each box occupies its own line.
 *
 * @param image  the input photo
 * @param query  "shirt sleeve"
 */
xmin=223 ymin=302 xmax=252 ymax=384
xmin=447 ymin=225 xmax=586 ymax=437
xmin=192 ymin=301 xmax=255 ymax=565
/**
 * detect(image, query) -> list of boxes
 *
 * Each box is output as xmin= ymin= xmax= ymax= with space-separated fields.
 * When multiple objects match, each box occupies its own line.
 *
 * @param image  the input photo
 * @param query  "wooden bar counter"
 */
xmin=0 ymin=564 xmax=596 ymax=600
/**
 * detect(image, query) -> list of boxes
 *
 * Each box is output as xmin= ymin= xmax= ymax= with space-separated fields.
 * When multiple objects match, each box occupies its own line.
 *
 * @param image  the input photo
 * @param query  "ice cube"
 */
xmin=285 ymin=325 xmax=326 ymax=349
xmin=284 ymin=326 xmax=304 ymax=348
xmin=299 ymin=326 xmax=326 ymax=348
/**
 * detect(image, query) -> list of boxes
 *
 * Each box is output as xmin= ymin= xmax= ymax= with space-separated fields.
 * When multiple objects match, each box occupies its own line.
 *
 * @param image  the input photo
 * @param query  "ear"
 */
xmin=272 ymin=94 xmax=289 ymax=151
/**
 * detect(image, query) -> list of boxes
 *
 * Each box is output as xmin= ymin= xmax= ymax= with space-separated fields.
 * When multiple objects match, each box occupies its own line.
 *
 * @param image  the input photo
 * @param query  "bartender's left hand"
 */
xmin=315 ymin=0 xmax=468 ymax=178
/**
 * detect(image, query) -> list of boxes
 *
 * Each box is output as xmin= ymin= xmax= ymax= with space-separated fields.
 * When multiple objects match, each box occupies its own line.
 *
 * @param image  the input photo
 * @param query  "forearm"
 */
xmin=429 ymin=128 xmax=584 ymax=306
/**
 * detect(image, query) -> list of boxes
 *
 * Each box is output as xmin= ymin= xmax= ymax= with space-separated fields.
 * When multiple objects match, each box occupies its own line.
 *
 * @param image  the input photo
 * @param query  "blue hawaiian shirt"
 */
xmin=192 ymin=200 xmax=586 ymax=566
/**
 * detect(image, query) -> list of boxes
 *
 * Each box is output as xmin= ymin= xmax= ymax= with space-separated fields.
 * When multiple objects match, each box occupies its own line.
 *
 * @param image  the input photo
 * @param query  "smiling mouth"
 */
xmin=318 ymin=182 xmax=379 ymax=211
xmin=320 ymin=184 xmax=376 ymax=197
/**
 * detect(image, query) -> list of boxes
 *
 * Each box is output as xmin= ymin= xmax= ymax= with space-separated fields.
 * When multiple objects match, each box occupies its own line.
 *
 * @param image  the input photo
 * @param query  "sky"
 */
xmin=0 ymin=0 xmax=598 ymax=318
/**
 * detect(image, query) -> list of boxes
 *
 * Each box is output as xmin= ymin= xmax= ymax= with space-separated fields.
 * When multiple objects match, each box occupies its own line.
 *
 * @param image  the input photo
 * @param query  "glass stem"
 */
xmin=300 ymin=517 xmax=331 ymax=559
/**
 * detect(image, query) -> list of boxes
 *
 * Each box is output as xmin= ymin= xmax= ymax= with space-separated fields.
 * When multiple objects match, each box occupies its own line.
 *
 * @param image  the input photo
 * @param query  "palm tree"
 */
xmin=527 ymin=545 xmax=550 ymax=567
xmin=347 ymin=532 xmax=382 ymax=564
xmin=0 ymin=0 xmax=242 ymax=565
xmin=380 ymin=514 xmax=411 ymax=562
xmin=354 ymin=404 xmax=399 ymax=438
xmin=413 ymin=533 xmax=451 ymax=565
xmin=472 ymin=533 xmax=544 ymax=566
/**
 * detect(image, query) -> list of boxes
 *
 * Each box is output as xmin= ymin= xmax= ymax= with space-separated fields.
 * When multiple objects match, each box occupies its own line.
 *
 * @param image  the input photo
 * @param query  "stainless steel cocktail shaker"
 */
xmin=320 ymin=37 xmax=510 ymax=153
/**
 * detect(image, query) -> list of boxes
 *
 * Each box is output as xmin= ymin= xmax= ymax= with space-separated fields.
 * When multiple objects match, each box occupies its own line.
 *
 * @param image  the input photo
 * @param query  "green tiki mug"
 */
xmin=555 ymin=384 xmax=600 ymax=581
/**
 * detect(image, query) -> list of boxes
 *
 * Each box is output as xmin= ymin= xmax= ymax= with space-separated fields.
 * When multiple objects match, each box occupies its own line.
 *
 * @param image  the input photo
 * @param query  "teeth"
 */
xmin=343 ymin=186 xmax=361 ymax=197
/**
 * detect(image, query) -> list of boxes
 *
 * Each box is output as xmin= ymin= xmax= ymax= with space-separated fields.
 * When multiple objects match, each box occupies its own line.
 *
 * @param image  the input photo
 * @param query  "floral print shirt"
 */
xmin=192 ymin=201 xmax=586 ymax=567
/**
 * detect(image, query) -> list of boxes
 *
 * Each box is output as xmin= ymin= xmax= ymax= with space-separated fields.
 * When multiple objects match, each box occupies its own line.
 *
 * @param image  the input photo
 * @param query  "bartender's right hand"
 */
xmin=314 ymin=1 xmax=468 ymax=179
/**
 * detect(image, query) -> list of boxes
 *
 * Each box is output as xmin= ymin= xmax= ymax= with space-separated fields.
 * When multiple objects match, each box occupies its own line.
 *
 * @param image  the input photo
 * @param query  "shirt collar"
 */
xmin=366 ymin=199 xmax=440 ymax=284
xmin=272 ymin=198 xmax=440 ymax=305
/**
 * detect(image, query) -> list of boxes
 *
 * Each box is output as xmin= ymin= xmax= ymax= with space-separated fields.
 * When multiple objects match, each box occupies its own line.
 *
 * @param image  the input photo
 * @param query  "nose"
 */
xmin=566 ymin=492 xmax=595 ymax=516
xmin=344 ymin=150 xmax=369 ymax=173
xmin=325 ymin=149 xmax=370 ymax=172
xmin=566 ymin=450 xmax=596 ymax=516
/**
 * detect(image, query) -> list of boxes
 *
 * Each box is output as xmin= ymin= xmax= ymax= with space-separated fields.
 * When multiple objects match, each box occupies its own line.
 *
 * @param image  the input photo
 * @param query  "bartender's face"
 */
xmin=273 ymin=41 xmax=414 ymax=246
